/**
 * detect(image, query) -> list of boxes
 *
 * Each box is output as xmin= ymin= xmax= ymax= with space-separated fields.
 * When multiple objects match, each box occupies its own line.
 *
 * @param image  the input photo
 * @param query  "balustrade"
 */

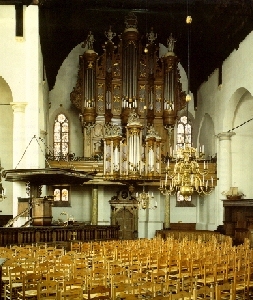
xmin=0 ymin=225 xmax=119 ymax=247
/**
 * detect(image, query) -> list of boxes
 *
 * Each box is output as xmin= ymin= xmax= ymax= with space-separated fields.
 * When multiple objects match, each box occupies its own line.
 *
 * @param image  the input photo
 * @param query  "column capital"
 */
xmin=10 ymin=102 xmax=28 ymax=113
xmin=217 ymin=131 xmax=235 ymax=141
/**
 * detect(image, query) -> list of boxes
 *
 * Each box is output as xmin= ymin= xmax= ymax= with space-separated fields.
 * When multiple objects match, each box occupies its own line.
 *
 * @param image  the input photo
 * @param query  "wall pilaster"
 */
xmin=216 ymin=131 xmax=235 ymax=225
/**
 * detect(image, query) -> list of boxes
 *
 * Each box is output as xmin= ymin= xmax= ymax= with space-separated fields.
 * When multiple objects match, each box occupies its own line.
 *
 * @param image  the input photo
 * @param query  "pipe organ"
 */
xmin=70 ymin=12 xmax=186 ymax=182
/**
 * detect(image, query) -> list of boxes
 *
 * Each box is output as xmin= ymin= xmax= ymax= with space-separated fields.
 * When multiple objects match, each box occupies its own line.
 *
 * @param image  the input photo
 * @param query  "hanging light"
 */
xmin=136 ymin=186 xmax=157 ymax=209
xmin=158 ymin=3 xmax=215 ymax=200
xmin=186 ymin=94 xmax=191 ymax=102
xmin=159 ymin=146 xmax=214 ymax=199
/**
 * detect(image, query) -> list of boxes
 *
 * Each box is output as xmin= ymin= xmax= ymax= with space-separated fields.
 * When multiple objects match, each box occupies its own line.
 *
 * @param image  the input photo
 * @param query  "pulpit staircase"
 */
xmin=3 ymin=208 xmax=30 ymax=227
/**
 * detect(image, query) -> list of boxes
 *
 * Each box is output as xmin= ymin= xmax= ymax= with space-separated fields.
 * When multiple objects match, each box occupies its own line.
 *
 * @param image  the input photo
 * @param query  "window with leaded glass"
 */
xmin=53 ymin=187 xmax=70 ymax=207
xmin=176 ymin=116 xmax=192 ymax=149
xmin=53 ymin=114 xmax=69 ymax=159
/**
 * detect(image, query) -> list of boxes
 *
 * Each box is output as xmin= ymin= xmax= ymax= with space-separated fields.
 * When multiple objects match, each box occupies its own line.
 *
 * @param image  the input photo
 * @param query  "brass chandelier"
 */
xmin=136 ymin=186 xmax=157 ymax=210
xmin=159 ymin=146 xmax=214 ymax=200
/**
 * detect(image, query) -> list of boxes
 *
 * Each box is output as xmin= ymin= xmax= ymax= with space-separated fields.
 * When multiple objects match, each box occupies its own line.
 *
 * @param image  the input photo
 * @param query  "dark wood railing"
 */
xmin=0 ymin=225 xmax=119 ymax=247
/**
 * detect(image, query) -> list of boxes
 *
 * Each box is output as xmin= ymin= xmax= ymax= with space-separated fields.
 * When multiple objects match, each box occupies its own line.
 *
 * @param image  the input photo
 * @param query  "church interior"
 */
xmin=1 ymin=0 xmax=253 ymax=298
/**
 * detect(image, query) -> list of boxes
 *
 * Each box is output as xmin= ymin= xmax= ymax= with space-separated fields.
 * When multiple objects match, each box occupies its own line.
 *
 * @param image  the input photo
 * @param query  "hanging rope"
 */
xmin=15 ymin=135 xmax=36 ymax=169
xmin=227 ymin=116 xmax=253 ymax=132
xmin=15 ymin=135 xmax=51 ymax=169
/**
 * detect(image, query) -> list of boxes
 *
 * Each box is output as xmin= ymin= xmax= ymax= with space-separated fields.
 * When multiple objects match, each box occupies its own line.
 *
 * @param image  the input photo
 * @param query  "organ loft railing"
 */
xmin=70 ymin=12 xmax=186 ymax=182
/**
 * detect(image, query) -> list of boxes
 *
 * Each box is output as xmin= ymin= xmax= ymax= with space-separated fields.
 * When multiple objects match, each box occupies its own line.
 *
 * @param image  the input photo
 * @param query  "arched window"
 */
xmin=176 ymin=116 xmax=192 ymax=149
xmin=53 ymin=114 xmax=69 ymax=159
xmin=53 ymin=186 xmax=70 ymax=207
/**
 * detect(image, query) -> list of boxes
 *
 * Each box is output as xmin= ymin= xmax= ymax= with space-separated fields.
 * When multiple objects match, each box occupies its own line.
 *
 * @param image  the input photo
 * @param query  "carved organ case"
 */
xmin=70 ymin=12 xmax=186 ymax=174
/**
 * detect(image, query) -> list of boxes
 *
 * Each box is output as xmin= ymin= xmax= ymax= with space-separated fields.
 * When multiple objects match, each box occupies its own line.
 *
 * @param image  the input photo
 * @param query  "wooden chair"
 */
xmin=137 ymin=281 xmax=157 ymax=298
xmin=87 ymin=285 xmax=111 ymax=300
xmin=89 ymin=268 xmax=109 ymax=287
xmin=63 ymin=278 xmax=84 ymax=291
xmin=18 ymin=273 xmax=41 ymax=300
xmin=2 ymin=258 xmax=19 ymax=300
xmin=37 ymin=280 xmax=60 ymax=300
xmin=5 ymin=266 xmax=25 ymax=300
xmin=111 ymin=282 xmax=134 ymax=300
xmin=232 ymin=268 xmax=247 ymax=299
xmin=46 ymin=270 xmax=66 ymax=290
xmin=70 ymin=242 xmax=81 ymax=253
xmin=215 ymin=281 xmax=235 ymax=300
xmin=148 ymin=269 xmax=167 ymax=283
xmin=59 ymin=288 xmax=83 ymax=300
xmin=19 ymin=258 xmax=37 ymax=275
xmin=192 ymin=284 xmax=215 ymax=300
xmin=196 ymin=262 xmax=216 ymax=287
xmin=168 ymin=290 xmax=192 ymax=300
xmin=162 ymin=278 xmax=180 ymax=296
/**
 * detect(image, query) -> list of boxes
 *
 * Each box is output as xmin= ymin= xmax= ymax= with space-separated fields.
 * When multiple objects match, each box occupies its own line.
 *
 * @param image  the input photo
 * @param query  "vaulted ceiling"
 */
xmin=7 ymin=1 xmax=253 ymax=100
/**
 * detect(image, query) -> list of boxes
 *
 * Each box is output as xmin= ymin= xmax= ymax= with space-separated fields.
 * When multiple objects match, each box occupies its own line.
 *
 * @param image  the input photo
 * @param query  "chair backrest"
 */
xmin=192 ymin=284 xmax=215 ymax=300
xmin=20 ymin=273 xmax=41 ymax=299
xmin=215 ymin=282 xmax=235 ymax=300
xmin=112 ymin=282 xmax=134 ymax=300
xmin=37 ymin=280 xmax=59 ymax=300
xmin=88 ymin=285 xmax=111 ymax=300
xmin=169 ymin=290 xmax=192 ymax=300
xmin=60 ymin=288 xmax=83 ymax=300
xmin=9 ymin=266 xmax=25 ymax=286
xmin=63 ymin=278 xmax=83 ymax=292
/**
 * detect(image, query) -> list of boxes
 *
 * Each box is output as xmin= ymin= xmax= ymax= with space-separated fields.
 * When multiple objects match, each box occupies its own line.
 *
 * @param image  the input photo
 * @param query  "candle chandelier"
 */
xmin=159 ymin=146 xmax=215 ymax=200
xmin=136 ymin=186 xmax=157 ymax=210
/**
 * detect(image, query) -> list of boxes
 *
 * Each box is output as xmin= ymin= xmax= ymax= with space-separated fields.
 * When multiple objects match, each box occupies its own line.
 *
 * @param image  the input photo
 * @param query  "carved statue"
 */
xmin=127 ymin=111 xmax=139 ymax=124
xmin=84 ymin=31 xmax=95 ymax=50
xmin=167 ymin=33 xmax=176 ymax=53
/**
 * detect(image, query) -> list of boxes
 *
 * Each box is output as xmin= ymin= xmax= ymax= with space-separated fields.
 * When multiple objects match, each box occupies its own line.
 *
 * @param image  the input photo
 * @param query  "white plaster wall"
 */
xmin=0 ymin=5 xmax=46 ymax=220
xmin=196 ymin=30 xmax=253 ymax=230
xmin=231 ymin=91 xmax=253 ymax=198
xmin=0 ymin=77 xmax=13 ymax=215
xmin=48 ymin=43 xmax=84 ymax=157
xmin=52 ymin=185 xmax=92 ymax=223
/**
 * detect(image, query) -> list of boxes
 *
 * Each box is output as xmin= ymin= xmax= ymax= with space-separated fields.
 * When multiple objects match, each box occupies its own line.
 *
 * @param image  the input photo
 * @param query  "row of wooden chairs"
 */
xmin=1 ymin=270 xmax=241 ymax=300
xmin=1 ymin=236 xmax=253 ymax=300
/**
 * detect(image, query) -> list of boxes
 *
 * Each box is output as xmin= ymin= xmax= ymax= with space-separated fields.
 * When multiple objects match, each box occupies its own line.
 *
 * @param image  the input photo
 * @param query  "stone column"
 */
xmin=217 ymin=132 xmax=235 ymax=225
xmin=91 ymin=185 xmax=98 ymax=225
xmin=11 ymin=102 xmax=28 ymax=168
xmin=10 ymin=102 xmax=27 ymax=224
xmin=164 ymin=192 xmax=171 ymax=229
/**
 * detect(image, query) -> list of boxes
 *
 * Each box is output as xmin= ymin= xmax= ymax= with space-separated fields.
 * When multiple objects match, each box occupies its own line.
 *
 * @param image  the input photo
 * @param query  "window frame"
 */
xmin=176 ymin=115 xmax=192 ymax=150
xmin=53 ymin=113 xmax=69 ymax=159
xmin=52 ymin=186 xmax=71 ymax=207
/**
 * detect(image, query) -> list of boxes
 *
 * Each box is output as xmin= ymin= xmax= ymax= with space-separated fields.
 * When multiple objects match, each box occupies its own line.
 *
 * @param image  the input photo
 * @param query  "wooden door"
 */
xmin=116 ymin=207 xmax=135 ymax=240
xmin=109 ymin=191 xmax=139 ymax=240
